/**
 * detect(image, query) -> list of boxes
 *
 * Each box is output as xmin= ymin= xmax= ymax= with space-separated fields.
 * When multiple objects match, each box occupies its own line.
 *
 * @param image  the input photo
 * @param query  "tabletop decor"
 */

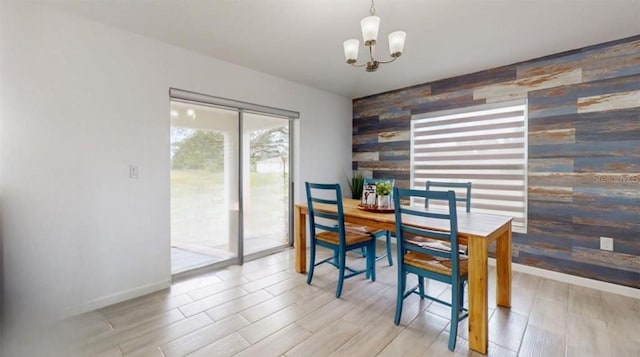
xmin=347 ymin=170 xmax=365 ymax=199
xmin=356 ymin=203 xmax=394 ymax=213
xmin=375 ymin=180 xmax=392 ymax=208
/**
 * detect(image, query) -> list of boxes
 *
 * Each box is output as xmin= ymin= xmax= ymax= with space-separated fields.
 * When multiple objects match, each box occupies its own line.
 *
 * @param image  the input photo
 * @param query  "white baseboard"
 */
xmin=64 ymin=279 xmax=172 ymax=318
xmin=489 ymin=258 xmax=640 ymax=299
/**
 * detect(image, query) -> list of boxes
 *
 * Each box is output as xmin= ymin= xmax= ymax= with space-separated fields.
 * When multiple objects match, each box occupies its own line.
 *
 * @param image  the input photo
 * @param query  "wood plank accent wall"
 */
xmin=352 ymin=35 xmax=640 ymax=288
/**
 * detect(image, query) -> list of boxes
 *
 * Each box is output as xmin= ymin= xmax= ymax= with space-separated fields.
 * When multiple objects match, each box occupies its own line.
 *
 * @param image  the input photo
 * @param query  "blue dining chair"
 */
xmin=393 ymin=187 xmax=468 ymax=351
xmin=425 ymin=181 xmax=472 ymax=254
xmin=305 ymin=182 xmax=376 ymax=298
xmin=358 ymin=178 xmax=395 ymax=266
xmin=425 ymin=181 xmax=472 ymax=212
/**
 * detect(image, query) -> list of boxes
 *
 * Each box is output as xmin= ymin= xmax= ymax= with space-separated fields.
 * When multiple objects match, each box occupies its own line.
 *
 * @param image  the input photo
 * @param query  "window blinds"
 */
xmin=411 ymin=101 xmax=527 ymax=232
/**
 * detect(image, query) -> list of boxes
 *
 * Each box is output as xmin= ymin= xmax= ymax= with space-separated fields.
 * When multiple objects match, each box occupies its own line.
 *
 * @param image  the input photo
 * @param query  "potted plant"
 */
xmin=376 ymin=180 xmax=392 ymax=208
xmin=346 ymin=171 xmax=365 ymax=199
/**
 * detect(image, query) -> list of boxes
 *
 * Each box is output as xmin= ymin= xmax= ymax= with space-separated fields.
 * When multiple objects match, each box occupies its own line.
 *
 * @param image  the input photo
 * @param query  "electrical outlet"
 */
xmin=600 ymin=237 xmax=614 ymax=251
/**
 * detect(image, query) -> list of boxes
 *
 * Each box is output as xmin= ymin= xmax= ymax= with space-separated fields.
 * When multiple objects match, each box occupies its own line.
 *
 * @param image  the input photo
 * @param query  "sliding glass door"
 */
xmin=170 ymin=102 xmax=239 ymax=273
xmin=242 ymin=113 xmax=291 ymax=256
xmin=169 ymin=94 xmax=295 ymax=274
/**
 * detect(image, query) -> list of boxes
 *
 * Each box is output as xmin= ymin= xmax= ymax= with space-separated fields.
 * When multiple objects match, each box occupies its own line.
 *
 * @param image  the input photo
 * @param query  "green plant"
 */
xmin=376 ymin=181 xmax=392 ymax=196
xmin=346 ymin=171 xmax=365 ymax=199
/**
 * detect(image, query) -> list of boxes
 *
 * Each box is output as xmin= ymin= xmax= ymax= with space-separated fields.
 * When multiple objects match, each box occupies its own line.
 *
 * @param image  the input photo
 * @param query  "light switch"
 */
xmin=130 ymin=165 xmax=140 ymax=179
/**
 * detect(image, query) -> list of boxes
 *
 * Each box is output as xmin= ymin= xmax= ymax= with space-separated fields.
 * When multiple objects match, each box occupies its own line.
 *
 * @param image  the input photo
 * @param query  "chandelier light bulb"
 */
xmin=388 ymin=31 xmax=406 ymax=57
xmin=360 ymin=16 xmax=380 ymax=45
xmin=343 ymin=39 xmax=360 ymax=63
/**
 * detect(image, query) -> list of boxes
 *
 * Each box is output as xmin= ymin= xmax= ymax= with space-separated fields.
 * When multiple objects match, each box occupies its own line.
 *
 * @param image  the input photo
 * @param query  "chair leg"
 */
xmin=336 ymin=249 xmax=347 ymax=298
xmin=418 ymin=276 xmax=425 ymax=298
xmin=449 ymin=282 xmax=460 ymax=351
xmin=365 ymin=246 xmax=371 ymax=279
xmin=368 ymin=240 xmax=376 ymax=282
xmin=459 ymin=281 xmax=465 ymax=313
xmin=394 ymin=268 xmax=406 ymax=325
xmin=306 ymin=242 xmax=316 ymax=285
xmin=385 ymin=231 xmax=393 ymax=266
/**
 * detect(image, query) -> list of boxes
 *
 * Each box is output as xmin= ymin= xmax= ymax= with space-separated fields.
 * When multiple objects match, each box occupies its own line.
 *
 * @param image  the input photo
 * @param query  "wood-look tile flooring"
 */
xmin=171 ymin=247 xmax=222 ymax=274
xmin=50 ymin=248 xmax=640 ymax=356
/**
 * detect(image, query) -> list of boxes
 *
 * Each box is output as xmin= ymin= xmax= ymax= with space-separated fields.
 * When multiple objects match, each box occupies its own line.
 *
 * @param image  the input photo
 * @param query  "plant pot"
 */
xmin=377 ymin=195 xmax=391 ymax=208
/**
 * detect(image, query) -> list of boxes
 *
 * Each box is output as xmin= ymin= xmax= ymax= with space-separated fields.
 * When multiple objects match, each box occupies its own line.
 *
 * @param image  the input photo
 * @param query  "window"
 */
xmin=411 ymin=100 xmax=527 ymax=232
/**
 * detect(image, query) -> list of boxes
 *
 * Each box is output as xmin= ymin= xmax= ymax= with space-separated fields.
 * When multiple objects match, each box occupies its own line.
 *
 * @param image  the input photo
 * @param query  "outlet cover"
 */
xmin=600 ymin=237 xmax=614 ymax=251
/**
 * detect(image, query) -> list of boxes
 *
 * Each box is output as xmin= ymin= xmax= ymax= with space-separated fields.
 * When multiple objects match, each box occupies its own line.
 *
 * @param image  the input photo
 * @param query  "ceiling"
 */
xmin=42 ymin=0 xmax=640 ymax=99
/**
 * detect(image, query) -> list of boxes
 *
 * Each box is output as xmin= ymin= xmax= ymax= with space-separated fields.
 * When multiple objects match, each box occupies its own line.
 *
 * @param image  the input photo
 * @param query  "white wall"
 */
xmin=0 ymin=1 xmax=352 ymax=350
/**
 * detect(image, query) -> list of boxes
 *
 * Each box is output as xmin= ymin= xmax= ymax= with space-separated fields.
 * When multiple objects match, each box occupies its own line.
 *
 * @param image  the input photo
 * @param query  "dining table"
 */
xmin=294 ymin=198 xmax=512 ymax=355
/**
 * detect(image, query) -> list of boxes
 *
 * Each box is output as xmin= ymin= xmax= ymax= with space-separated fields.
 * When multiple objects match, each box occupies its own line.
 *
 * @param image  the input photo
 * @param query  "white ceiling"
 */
xmin=42 ymin=0 xmax=640 ymax=98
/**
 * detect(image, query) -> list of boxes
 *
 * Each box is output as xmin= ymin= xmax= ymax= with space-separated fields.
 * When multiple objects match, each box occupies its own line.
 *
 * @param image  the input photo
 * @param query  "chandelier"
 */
xmin=343 ymin=0 xmax=406 ymax=72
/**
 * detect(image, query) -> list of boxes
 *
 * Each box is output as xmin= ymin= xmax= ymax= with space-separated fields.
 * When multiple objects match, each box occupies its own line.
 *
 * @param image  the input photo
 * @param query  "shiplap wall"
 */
xmin=352 ymin=35 xmax=640 ymax=288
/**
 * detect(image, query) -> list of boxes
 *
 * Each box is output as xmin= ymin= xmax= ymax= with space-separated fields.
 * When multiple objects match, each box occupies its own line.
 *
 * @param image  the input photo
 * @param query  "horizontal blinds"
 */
xmin=411 ymin=101 xmax=527 ymax=231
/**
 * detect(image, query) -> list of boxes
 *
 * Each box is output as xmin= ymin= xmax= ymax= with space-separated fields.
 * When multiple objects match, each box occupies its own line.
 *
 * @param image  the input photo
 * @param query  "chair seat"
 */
xmin=316 ymin=230 xmax=373 ymax=245
xmin=407 ymin=236 xmax=467 ymax=255
xmin=344 ymin=223 xmax=384 ymax=236
xmin=404 ymin=251 xmax=468 ymax=276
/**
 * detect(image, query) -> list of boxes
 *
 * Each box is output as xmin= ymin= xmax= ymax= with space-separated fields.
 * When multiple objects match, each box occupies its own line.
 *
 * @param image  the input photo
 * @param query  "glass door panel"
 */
xmin=170 ymin=101 xmax=239 ymax=274
xmin=242 ymin=112 xmax=290 ymax=255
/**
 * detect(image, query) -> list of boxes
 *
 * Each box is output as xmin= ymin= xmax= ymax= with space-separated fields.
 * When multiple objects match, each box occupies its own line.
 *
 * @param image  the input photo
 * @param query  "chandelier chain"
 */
xmin=370 ymin=0 xmax=376 ymax=16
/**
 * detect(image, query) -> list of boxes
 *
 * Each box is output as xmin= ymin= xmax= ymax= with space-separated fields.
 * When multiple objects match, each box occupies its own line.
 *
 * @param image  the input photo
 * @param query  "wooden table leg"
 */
xmin=496 ymin=225 xmax=512 ymax=307
xmin=294 ymin=205 xmax=307 ymax=273
xmin=468 ymin=236 xmax=488 ymax=354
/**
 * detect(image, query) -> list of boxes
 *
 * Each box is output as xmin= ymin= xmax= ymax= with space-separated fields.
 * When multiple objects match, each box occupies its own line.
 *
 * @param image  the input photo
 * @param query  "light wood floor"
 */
xmin=38 ymin=248 xmax=640 ymax=356
xmin=171 ymin=247 xmax=222 ymax=274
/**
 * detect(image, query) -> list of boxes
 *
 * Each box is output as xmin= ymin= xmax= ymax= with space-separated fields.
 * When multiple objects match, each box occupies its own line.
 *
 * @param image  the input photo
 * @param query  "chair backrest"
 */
xmin=425 ymin=181 xmax=472 ymax=212
xmin=305 ymin=182 xmax=346 ymax=245
xmin=362 ymin=178 xmax=396 ymax=206
xmin=393 ymin=187 xmax=461 ymax=272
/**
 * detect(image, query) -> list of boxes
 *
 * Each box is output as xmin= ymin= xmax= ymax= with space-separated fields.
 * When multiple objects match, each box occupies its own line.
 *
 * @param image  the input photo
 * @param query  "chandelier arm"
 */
xmin=349 ymin=62 xmax=367 ymax=68
xmin=377 ymin=56 xmax=399 ymax=65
